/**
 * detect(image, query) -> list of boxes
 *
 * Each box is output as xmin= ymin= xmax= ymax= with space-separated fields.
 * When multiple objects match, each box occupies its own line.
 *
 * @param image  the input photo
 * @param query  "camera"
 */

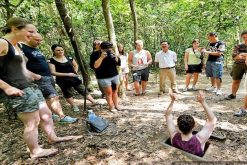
xmin=106 ymin=50 xmax=115 ymax=59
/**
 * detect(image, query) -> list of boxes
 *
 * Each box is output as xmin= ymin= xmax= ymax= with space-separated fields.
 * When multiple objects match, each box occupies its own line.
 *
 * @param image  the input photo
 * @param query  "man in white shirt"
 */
xmin=155 ymin=41 xmax=181 ymax=95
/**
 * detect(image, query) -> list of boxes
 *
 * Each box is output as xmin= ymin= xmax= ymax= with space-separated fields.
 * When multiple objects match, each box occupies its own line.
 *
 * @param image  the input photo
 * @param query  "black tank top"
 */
xmin=0 ymin=38 xmax=32 ymax=89
xmin=49 ymin=57 xmax=76 ymax=83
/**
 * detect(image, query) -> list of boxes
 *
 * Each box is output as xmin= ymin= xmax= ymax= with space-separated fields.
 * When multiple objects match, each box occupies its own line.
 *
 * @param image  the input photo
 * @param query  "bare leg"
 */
xmin=134 ymin=81 xmax=141 ymax=95
xmin=215 ymin=78 xmax=221 ymax=89
xmin=185 ymin=74 xmax=192 ymax=88
xmin=231 ymin=80 xmax=241 ymax=96
xmin=192 ymin=73 xmax=199 ymax=86
xmin=46 ymin=96 xmax=65 ymax=118
xmin=18 ymin=110 xmax=58 ymax=158
xmin=244 ymin=95 xmax=247 ymax=109
xmin=125 ymin=73 xmax=129 ymax=90
xmin=103 ymin=86 xmax=114 ymax=110
xmin=66 ymin=97 xmax=75 ymax=107
xmin=112 ymin=84 xmax=120 ymax=110
xmin=141 ymin=81 xmax=148 ymax=93
xmin=86 ymin=94 xmax=96 ymax=104
xmin=210 ymin=77 xmax=216 ymax=87
xmin=38 ymin=102 xmax=82 ymax=144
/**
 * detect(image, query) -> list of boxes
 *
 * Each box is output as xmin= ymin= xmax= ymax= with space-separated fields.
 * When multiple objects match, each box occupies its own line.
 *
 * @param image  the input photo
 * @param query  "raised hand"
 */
xmin=197 ymin=90 xmax=205 ymax=104
xmin=168 ymin=88 xmax=176 ymax=101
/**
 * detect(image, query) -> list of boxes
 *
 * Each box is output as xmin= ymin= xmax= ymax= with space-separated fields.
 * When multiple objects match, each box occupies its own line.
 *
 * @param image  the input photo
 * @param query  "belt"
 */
xmin=160 ymin=66 xmax=175 ymax=69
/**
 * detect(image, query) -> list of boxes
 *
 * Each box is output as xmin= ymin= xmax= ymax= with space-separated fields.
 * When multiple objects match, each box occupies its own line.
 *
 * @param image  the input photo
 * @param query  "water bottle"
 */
xmin=88 ymin=110 xmax=96 ymax=121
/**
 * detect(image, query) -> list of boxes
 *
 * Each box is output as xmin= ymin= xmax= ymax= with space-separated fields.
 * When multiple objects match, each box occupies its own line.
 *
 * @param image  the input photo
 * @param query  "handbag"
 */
xmin=86 ymin=115 xmax=109 ymax=133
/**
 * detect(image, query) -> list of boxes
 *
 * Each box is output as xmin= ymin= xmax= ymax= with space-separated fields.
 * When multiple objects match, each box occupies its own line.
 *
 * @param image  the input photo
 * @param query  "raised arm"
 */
xmin=165 ymin=91 xmax=178 ymax=139
xmin=196 ymin=90 xmax=217 ymax=145
xmin=93 ymin=51 xmax=107 ymax=69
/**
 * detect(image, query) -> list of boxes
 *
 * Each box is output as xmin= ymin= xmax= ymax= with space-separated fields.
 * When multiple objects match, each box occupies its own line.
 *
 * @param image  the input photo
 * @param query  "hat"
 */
xmin=100 ymin=41 xmax=113 ymax=49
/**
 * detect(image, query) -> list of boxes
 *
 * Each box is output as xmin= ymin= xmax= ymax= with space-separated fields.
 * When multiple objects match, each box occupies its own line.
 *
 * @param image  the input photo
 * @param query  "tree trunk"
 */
xmin=54 ymin=0 xmax=90 ymax=85
xmin=101 ymin=0 xmax=119 ymax=55
xmin=129 ymin=0 xmax=138 ymax=43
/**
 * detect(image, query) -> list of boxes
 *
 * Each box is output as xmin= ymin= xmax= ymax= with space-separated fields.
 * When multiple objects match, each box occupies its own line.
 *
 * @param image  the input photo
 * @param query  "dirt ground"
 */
xmin=0 ymin=70 xmax=247 ymax=165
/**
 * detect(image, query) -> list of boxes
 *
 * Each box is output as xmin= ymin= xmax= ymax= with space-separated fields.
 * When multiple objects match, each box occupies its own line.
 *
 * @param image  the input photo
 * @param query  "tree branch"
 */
xmin=13 ymin=0 xmax=25 ymax=7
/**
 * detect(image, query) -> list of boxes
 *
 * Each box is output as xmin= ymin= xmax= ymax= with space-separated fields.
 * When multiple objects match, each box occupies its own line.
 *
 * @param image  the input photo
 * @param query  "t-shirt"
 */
xmin=207 ymin=41 xmax=225 ymax=62
xmin=22 ymin=44 xmax=51 ymax=76
xmin=119 ymin=53 xmax=128 ymax=69
xmin=172 ymin=133 xmax=204 ymax=157
xmin=185 ymin=48 xmax=201 ymax=65
xmin=155 ymin=50 xmax=177 ymax=68
xmin=232 ymin=43 xmax=247 ymax=64
xmin=90 ymin=50 xmax=121 ymax=79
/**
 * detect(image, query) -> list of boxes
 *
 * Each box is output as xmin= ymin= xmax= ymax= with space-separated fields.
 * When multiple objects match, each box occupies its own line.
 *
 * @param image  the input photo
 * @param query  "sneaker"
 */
xmin=173 ymin=90 xmax=182 ymax=94
xmin=225 ymin=94 xmax=236 ymax=100
xmin=73 ymin=105 xmax=80 ymax=112
xmin=192 ymin=86 xmax=197 ymax=91
xmin=234 ymin=108 xmax=247 ymax=117
xmin=205 ymin=86 xmax=216 ymax=91
xmin=182 ymin=87 xmax=188 ymax=92
xmin=212 ymin=88 xmax=217 ymax=93
xmin=52 ymin=114 xmax=60 ymax=121
xmin=92 ymin=101 xmax=103 ymax=106
xmin=110 ymin=108 xmax=118 ymax=113
xmin=216 ymin=89 xmax=222 ymax=95
xmin=59 ymin=116 xmax=78 ymax=123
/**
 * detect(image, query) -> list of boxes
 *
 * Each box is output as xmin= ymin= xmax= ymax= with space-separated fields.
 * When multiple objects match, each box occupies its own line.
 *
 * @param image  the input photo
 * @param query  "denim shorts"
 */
xmin=206 ymin=61 xmax=223 ymax=78
xmin=34 ymin=76 xmax=57 ymax=99
xmin=97 ymin=75 xmax=120 ymax=88
xmin=1 ymin=85 xmax=45 ymax=114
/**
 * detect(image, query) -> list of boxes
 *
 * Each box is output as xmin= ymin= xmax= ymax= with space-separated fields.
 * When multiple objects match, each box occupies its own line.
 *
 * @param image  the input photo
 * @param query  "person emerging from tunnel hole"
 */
xmin=164 ymin=90 xmax=217 ymax=157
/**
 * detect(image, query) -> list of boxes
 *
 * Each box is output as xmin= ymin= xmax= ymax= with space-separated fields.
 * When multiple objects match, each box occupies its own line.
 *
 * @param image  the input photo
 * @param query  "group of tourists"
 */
xmin=0 ymin=17 xmax=85 ymax=158
xmin=1 ymin=16 xmax=246 ymax=159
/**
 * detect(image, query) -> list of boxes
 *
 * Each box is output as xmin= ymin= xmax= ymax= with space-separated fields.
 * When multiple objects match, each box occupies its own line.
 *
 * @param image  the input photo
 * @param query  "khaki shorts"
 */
xmin=230 ymin=63 xmax=247 ymax=80
xmin=1 ymin=85 xmax=45 ymax=114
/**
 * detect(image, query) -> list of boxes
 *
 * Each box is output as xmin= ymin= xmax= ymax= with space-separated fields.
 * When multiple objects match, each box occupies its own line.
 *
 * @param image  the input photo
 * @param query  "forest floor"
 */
xmin=1 ymin=69 xmax=247 ymax=165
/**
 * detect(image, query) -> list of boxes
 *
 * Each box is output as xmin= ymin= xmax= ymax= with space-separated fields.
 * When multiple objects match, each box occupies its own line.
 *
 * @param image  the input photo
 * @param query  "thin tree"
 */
xmin=129 ymin=0 xmax=138 ymax=42
xmin=54 ymin=0 xmax=90 ymax=85
xmin=102 ymin=0 xmax=119 ymax=55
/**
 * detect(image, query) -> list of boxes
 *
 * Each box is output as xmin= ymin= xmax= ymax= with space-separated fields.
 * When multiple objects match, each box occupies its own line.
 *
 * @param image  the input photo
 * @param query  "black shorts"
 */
xmin=186 ymin=64 xmax=202 ymax=74
xmin=34 ymin=76 xmax=57 ymax=99
xmin=132 ymin=67 xmax=149 ymax=82
xmin=59 ymin=83 xmax=88 ymax=98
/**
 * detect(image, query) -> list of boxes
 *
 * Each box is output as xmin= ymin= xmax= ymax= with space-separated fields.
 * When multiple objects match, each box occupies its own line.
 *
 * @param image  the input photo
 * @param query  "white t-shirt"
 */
xmin=155 ymin=50 xmax=177 ymax=68
xmin=120 ymin=53 xmax=128 ymax=69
